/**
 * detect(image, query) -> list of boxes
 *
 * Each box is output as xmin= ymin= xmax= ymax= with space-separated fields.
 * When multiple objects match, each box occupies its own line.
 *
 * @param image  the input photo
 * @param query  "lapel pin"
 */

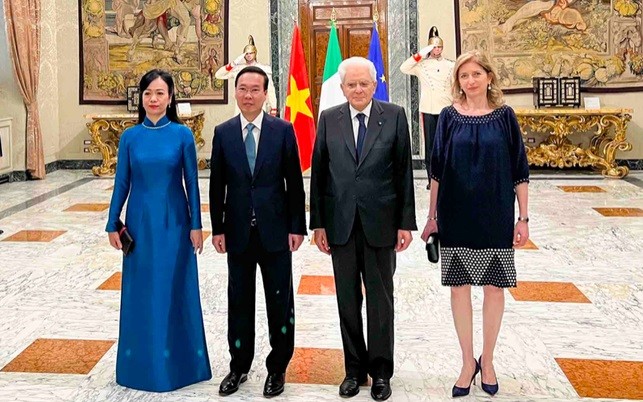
xmin=378 ymin=121 xmax=382 ymax=126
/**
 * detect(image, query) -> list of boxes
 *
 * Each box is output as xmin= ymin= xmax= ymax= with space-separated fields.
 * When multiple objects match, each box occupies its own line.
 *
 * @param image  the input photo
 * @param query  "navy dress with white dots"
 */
xmin=430 ymin=105 xmax=529 ymax=288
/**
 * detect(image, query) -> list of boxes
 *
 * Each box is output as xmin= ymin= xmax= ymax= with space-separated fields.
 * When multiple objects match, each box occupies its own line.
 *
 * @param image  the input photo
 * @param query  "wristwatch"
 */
xmin=517 ymin=216 xmax=529 ymax=223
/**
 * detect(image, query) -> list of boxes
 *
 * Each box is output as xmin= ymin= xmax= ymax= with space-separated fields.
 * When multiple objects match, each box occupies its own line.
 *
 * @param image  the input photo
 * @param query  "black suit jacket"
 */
xmin=309 ymin=100 xmax=417 ymax=247
xmin=209 ymin=114 xmax=307 ymax=253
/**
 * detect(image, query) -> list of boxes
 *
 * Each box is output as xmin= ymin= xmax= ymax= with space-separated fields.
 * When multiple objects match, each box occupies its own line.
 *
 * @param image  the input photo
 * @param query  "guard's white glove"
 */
xmin=233 ymin=53 xmax=247 ymax=66
xmin=419 ymin=45 xmax=435 ymax=58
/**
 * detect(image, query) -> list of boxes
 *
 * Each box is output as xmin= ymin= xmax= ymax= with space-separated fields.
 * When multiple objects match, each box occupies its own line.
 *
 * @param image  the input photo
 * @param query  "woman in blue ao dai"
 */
xmin=106 ymin=69 xmax=212 ymax=392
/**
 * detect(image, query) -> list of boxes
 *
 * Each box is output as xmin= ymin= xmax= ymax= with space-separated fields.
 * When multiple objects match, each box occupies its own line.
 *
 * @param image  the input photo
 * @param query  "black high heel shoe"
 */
xmin=479 ymin=355 xmax=499 ymax=396
xmin=452 ymin=359 xmax=481 ymax=398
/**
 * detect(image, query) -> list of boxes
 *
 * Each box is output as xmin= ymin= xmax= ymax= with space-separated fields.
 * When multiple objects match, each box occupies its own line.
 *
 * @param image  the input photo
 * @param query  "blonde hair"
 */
xmin=452 ymin=50 xmax=504 ymax=109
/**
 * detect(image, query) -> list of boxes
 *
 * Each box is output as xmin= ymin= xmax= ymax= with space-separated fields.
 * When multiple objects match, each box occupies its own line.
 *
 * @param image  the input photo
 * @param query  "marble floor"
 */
xmin=0 ymin=170 xmax=642 ymax=401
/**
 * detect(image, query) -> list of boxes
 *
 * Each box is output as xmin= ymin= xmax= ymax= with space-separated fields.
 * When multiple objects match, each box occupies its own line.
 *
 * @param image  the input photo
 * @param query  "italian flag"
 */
xmin=318 ymin=21 xmax=345 ymax=116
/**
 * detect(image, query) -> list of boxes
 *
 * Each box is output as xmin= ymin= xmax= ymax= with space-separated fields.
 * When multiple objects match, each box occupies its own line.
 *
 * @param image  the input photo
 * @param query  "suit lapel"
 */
xmin=231 ymin=116 xmax=253 ymax=179
xmin=358 ymin=100 xmax=385 ymax=168
xmin=339 ymin=104 xmax=357 ymax=164
xmin=252 ymin=114 xmax=272 ymax=181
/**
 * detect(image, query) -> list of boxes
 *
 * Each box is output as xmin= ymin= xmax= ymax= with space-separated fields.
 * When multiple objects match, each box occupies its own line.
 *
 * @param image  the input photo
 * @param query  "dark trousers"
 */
xmin=423 ymin=113 xmax=439 ymax=179
xmin=330 ymin=213 xmax=396 ymax=380
xmin=226 ymin=227 xmax=295 ymax=374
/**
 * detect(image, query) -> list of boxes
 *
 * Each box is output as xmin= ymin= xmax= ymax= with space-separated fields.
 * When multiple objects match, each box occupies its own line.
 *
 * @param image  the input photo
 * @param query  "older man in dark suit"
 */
xmin=210 ymin=66 xmax=306 ymax=398
xmin=310 ymin=57 xmax=417 ymax=401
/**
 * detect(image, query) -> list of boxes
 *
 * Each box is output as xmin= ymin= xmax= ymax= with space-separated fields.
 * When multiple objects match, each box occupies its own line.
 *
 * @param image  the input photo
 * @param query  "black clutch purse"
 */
xmin=115 ymin=219 xmax=135 ymax=256
xmin=425 ymin=233 xmax=439 ymax=263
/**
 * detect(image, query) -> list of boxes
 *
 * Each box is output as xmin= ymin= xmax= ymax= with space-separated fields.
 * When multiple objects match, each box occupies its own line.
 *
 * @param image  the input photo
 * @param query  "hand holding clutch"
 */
xmin=425 ymin=233 xmax=439 ymax=263
xmin=115 ymin=219 xmax=135 ymax=256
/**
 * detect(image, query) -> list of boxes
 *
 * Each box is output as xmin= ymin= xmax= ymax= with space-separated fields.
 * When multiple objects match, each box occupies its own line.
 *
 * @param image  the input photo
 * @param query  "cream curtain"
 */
xmin=3 ymin=0 xmax=44 ymax=178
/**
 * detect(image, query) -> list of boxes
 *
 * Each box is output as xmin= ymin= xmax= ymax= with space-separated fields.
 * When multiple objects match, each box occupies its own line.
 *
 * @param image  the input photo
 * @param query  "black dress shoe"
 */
xmin=339 ymin=376 xmax=365 ymax=397
xmin=263 ymin=372 xmax=285 ymax=397
xmin=370 ymin=378 xmax=391 ymax=401
xmin=219 ymin=371 xmax=248 ymax=396
xmin=452 ymin=359 xmax=480 ymax=398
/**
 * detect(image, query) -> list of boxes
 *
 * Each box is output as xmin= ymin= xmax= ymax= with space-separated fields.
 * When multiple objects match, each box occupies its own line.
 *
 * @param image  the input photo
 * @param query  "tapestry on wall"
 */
xmin=456 ymin=0 xmax=643 ymax=92
xmin=79 ymin=0 xmax=228 ymax=104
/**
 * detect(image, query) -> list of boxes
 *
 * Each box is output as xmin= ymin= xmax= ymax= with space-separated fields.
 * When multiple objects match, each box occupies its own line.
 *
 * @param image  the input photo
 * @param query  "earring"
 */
xmin=487 ymin=83 xmax=491 ymax=90
xmin=459 ymin=89 xmax=463 ymax=95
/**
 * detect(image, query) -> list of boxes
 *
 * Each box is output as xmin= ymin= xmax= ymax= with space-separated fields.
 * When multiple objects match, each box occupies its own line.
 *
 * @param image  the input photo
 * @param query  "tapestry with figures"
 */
xmin=79 ymin=0 xmax=228 ymax=103
xmin=456 ymin=0 xmax=643 ymax=92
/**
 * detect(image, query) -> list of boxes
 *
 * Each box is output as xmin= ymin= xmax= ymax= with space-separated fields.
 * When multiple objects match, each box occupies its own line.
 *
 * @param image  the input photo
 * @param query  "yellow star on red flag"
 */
xmin=285 ymin=24 xmax=316 ymax=172
xmin=286 ymin=75 xmax=313 ymax=124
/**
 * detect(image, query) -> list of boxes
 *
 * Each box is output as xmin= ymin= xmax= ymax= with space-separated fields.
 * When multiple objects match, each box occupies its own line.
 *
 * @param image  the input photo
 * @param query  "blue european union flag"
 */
xmin=367 ymin=23 xmax=389 ymax=101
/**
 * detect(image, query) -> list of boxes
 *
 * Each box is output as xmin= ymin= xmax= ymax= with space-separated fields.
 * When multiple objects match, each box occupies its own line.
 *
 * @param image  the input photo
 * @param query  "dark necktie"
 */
xmin=356 ymin=113 xmax=367 ymax=161
xmin=245 ymin=123 xmax=256 ymax=173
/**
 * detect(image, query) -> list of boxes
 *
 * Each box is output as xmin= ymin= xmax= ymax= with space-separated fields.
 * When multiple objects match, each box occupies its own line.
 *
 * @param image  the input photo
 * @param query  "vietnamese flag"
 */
xmin=285 ymin=24 xmax=316 ymax=172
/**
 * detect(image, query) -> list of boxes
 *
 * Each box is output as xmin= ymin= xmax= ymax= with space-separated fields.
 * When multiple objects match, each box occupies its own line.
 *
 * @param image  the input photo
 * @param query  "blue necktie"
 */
xmin=356 ymin=113 xmax=367 ymax=161
xmin=245 ymin=123 xmax=256 ymax=173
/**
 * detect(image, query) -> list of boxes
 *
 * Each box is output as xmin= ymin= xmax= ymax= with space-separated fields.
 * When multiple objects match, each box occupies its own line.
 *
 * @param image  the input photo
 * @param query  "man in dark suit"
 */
xmin=209 ymin=66 xmax=307 ymax=398
xmin=310 ymin=57 xmax=416 ymax=401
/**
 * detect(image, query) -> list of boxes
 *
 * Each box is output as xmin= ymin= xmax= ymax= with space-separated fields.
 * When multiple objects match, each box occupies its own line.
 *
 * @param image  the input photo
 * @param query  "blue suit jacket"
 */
xmin=209 ymin=114 xmax=307 ymax=253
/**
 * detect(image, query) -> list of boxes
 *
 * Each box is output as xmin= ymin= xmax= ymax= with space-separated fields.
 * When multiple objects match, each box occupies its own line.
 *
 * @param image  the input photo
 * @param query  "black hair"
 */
xmin=137 ymin=69 xmax=182 ymax=124
xmin=234 ymin=66 xmax=269 ymax=91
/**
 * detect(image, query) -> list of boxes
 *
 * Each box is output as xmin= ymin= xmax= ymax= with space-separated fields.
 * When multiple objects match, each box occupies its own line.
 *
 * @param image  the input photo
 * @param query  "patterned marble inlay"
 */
xmin=297 ymin=275 xmax=336 ymax=295
xmin=593 ymin=207 xmax=643 ymax=217
xmin=286 ymin=347 xmax=346 ymax=385
xmin=557 ymin=185 xmax=606 ymax=193
xmin=1 ymin=230 xmax=66 ymax=242
xmin=555 ymin=358 xmax=643 ymax=399
xmin=64 ymin=203 xmax=109 ymax=212
xmin=1 ymin=339 xmax=115 ymax=374
xmin=509 ymin=281 xmax=591 ymax=303
xmin=97 ymin=273 xmax=121 ymax=291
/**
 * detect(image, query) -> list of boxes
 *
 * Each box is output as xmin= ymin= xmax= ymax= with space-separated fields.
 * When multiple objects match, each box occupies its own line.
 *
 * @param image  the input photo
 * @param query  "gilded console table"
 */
xmin=514 ymin=107 xmax=633 ymax=178
xmin=85 ymin=111 xmax=206 ymax=176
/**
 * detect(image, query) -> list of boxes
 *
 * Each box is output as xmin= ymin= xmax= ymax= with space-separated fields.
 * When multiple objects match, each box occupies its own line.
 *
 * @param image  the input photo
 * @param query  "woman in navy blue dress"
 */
xmin=106 ymin=69 xmax=212 ymax=392
xmin=421 ymin=51 xmax=529 ymax=398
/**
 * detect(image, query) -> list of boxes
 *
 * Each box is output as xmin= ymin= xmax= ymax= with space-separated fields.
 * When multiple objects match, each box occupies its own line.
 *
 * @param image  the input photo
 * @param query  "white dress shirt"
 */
xmin=348 ymin=101 xmax=373 ymax=145
xmin=239 ymin=111 xmax=264 ymax=154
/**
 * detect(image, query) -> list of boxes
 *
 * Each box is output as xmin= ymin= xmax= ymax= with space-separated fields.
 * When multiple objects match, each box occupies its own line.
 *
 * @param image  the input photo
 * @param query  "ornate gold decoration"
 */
xmin=515 ymin=107 xmax=633 ymax=178
xmin=85 ymin=111 xmax=206 ymax=176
